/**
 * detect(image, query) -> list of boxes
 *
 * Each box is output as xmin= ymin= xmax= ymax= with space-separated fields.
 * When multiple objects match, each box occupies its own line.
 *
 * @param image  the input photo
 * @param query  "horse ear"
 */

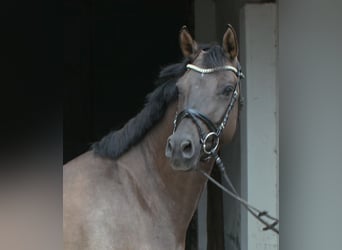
xmin=179 ymin=26 xmax=198 ymax=57
xmin=222 ymin=24 xmax=239 ymax=59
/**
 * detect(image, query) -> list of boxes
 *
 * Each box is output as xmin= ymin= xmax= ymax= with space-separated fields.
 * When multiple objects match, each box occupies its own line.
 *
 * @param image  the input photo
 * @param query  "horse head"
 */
xmin=165 ymin=24 xmax=244 ymax=171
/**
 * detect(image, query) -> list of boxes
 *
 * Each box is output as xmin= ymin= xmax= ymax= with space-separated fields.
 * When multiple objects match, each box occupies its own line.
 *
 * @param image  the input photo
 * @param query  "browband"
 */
xmin=186 ymin=64 xmax=245 ymax=78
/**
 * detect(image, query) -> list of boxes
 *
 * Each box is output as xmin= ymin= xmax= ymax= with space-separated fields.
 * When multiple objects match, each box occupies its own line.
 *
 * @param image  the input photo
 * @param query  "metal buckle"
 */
xmin=202 ymin=132 xmax=220 ymax=155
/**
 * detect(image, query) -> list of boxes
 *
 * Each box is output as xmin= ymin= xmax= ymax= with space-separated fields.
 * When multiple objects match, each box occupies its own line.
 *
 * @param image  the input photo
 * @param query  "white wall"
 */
xmin=278 ymin=0 xmax=342 ymax=249
xmin=240 ymin=3 xmax=278 ymax=250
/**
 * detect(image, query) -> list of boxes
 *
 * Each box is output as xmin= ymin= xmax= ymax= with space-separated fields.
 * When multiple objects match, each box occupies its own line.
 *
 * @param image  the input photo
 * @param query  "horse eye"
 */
xmin=222 ymin=85 xmax=234 ymax=96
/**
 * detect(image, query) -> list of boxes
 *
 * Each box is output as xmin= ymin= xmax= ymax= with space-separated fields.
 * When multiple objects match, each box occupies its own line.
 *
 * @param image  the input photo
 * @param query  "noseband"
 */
xmin=172 ymin=63 xmax=245 ymax=160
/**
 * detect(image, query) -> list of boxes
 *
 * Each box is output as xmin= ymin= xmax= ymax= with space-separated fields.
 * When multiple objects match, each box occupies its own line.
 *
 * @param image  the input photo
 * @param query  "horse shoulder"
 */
xmin=63 ymin=151 xmax=126 ymax=249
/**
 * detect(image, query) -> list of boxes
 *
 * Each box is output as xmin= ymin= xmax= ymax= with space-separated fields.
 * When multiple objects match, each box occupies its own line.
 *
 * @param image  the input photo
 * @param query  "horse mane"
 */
xmin=91 ymin=57 xmax=191 ymax=159
xmin=91 ymin=43 xmax=243 ymax=160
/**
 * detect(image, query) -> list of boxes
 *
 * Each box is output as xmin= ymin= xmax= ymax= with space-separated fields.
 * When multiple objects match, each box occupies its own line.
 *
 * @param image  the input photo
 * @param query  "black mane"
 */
xmin=91 ymin=57 xmax=191 ymax=159
xmin=91 ymin=43 xmax=234 ymax=159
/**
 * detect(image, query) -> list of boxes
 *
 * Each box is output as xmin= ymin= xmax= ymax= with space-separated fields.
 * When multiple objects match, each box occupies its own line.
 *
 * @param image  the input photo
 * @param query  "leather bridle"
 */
xmin=172 ymin=63 xmax=279 ymax=234
xmin=172 ymin=63 xmax=244 ymax=160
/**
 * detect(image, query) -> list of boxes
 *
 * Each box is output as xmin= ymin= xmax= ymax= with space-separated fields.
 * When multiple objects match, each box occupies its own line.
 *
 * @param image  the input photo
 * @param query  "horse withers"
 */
xmin=64 ymin=24 xmax=243 ymax=250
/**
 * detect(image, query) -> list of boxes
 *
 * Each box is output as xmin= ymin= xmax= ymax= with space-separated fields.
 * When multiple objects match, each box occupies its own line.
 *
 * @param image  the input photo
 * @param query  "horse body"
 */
xmin=64 ymin=101 xmax=214 ymax=250
xmin=64 ymin=24 xmax=242 ymax=249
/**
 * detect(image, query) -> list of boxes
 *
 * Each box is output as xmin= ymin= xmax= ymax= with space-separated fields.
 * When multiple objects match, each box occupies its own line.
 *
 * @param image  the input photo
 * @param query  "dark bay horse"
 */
xmin=64 ymin=24 xmax=244 ymax=250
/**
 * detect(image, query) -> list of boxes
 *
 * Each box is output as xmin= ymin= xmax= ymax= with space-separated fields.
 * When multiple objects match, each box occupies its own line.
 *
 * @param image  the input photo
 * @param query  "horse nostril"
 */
xmin=180 ymin=140 xmax=194 ymax=159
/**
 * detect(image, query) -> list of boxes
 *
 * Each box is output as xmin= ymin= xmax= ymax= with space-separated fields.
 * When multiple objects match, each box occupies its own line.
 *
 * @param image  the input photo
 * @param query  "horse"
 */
xmin=63 ymin=24 xmax=244 ymax=250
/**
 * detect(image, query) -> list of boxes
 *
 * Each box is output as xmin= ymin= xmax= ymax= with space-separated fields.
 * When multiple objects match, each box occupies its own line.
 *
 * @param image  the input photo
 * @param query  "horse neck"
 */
xmin=140 ymin=101 xmax=215 ymax=233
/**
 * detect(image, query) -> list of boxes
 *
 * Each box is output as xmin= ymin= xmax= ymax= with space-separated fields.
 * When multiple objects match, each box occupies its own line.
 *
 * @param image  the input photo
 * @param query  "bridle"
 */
xmin=172 ymin=63 xmax=244 ymax=160
xmin=172 ymin=63 xmax=279 ymax=234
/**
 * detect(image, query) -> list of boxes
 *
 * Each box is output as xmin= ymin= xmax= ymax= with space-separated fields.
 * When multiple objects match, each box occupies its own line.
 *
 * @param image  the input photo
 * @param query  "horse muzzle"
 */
xmin=165 ymin=133 xmax=200 ymax=171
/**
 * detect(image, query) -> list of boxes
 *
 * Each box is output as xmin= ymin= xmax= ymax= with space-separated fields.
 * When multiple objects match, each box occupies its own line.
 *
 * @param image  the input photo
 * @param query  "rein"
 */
xmin=199 ymin=152 xmax=279 ymax=234
xmin=173 ymin=63 xmax=279 ymax=234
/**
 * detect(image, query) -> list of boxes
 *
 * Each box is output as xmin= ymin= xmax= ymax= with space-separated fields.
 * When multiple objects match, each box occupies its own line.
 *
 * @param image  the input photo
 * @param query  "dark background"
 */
xmin=64 ymin=0 xmax=194 ymax=163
